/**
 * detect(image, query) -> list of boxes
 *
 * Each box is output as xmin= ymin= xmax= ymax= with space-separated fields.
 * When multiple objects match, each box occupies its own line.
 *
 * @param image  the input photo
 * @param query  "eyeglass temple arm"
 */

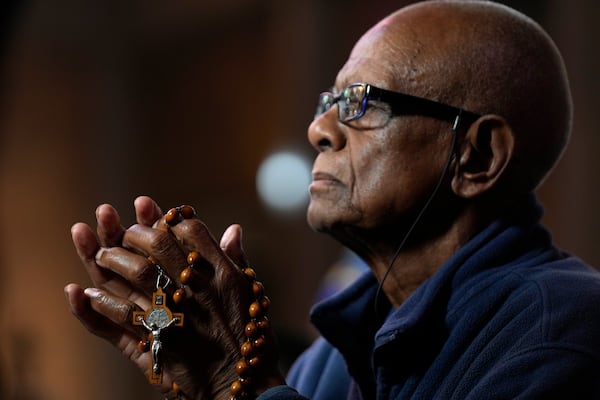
xmin=368 ymin=85 xmax=481 ymax=125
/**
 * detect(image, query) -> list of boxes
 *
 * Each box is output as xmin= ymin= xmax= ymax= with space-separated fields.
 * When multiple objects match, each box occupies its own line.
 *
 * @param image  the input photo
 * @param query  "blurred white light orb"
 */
xmin=256 ymin=151 xmax=312 ymax=213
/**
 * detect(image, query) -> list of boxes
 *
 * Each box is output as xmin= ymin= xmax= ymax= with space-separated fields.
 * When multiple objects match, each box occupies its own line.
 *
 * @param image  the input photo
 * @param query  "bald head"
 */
xmin=362 ymin=0 xmax=572 ymax=193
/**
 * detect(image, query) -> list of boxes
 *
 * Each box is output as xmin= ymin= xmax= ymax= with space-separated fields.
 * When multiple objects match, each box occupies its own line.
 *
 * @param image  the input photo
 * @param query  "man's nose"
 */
xmin=307 ymin=108 xmax=347 ymax=152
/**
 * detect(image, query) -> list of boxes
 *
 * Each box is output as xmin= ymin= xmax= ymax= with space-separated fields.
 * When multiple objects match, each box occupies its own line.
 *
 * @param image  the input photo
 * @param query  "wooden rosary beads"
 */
xmin=134 ymin=205 xmax=272 ymax=400
xmin=172 ymin=250 xmax=199 ymax=304
xmin=165 ymin=204 xmax=197 ymax=226
xmin=230 ymin=266 xmax=272 ymax=400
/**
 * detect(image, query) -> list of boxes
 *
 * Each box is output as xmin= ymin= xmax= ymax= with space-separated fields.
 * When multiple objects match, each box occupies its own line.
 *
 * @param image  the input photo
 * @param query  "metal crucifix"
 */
xmin=133 ymin=285 xmax=184 ymax=384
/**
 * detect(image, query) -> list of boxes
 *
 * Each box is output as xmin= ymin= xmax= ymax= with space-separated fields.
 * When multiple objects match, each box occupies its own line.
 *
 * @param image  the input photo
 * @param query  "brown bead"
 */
xmin=137 ymin=340 xmax=149 ymax=352
xmin=231 ymin=391 xmax=250 ymax=400
xmin=248 ymin=302 xmax=262 ymax=319
xmin=180 ymin=267 xmax=193 ymax=284
xmin=235 ymin=359 xmax=250 ymax=376
xmin=187 ymin=251 xmax=201 ymax=265
xmin=256 ymin=316 xmax=270 ymax=331
xmin=252 ymin=281 xmax=264 ymax=297
xmin=239 ymin=376 xmax=253 ymax=388
xmin=260 ymin=296 xmax=271 ymax=312
xmin=253 ymin=335 xmax=266 ymax=350
xmin=165 ymin=208 xmax=179 ymax=225
xmin=230 ymin=379 xmax=243 ymax=396
xmin=242 ymin=267 xmax=256 ymax=280
xmin=240 ymin=341 xmax=254 ymax=357
xmin=179 ymin=205 xmax=196 ymax=219
xmin=173 ymin=288 xmax=186 ymax=304
xmin=248 ymin=356 xmax=262 ymax=368
xmin=245 ymin=321 xmax=259 ymax=338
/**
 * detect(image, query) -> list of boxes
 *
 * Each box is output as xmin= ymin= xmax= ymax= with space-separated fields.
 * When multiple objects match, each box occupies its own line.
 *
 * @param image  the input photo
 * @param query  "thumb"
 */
xmin=220 ymin=224 xmax=248 ymax=268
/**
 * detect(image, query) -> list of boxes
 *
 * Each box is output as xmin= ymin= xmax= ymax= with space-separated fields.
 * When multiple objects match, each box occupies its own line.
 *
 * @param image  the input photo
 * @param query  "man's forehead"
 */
xmin=334 ymin=55 xmax=395 ymax=90
xmin=334 ymin=26 xmax=426 ymax=92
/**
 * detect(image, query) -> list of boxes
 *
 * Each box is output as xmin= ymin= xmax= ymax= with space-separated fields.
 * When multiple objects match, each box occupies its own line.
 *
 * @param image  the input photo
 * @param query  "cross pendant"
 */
xmin=133 ymin=287 xmax=184 ymax=384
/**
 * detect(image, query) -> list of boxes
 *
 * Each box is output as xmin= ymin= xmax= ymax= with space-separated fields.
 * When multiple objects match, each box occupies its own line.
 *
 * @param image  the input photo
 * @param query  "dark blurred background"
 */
xmin=0 ymin=1 xmax=598 ymax=399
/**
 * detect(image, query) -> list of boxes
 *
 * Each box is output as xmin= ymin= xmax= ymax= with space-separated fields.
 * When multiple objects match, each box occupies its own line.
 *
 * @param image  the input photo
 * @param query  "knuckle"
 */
xmin=131 ymin=258 xmax=156 ymax=286
xmin=92 ymin=292 xmax=136 ymax=325
xmin=180 ymin=219 xmax=210 ymax=239
xmin=148 ymin=230 xmax=176 ymax=258
xmin=116 ymin=302 xmax=137 ymax=325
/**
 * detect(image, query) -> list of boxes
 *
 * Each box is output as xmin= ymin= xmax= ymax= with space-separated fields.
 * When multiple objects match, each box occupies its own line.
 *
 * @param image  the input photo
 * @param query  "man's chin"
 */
xmin=306 ymin=204 xmax=331 ymax=233
xmin=306 ymin=213 xmax=325 ymax=233
xmin=307 ymin=209 xmax=349 ymax=239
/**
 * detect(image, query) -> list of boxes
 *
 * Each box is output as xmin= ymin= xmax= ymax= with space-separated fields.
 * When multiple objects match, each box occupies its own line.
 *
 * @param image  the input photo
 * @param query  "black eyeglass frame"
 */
xmin=316 ymin=82 xmax=481 ymax=127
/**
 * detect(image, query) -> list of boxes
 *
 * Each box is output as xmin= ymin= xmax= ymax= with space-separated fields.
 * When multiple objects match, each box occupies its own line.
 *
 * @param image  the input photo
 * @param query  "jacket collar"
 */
xmin=310 ymin=194 xmax=549 ymax=371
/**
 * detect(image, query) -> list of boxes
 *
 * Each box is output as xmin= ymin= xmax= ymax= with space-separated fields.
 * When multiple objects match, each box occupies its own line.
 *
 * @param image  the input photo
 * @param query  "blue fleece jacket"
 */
xmin=258 ymin=195 xmax=600 ymax=399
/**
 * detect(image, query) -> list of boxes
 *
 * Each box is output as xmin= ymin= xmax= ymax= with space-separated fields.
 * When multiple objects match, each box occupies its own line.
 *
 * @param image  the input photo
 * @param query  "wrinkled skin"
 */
xmin=64 ymin=196 xmax=284 ymax=399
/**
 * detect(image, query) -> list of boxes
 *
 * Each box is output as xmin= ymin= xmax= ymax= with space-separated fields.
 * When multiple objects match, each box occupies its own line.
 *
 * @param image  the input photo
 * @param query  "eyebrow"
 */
xmin=330 ymin=78 xmax=353 ymax=93
xmin=327 ymin=85 xmax=338 ymax=94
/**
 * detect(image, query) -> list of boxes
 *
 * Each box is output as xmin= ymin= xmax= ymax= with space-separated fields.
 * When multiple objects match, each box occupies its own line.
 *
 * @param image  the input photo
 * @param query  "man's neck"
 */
xmin=348 ymin=205 xmax=490 ymax=307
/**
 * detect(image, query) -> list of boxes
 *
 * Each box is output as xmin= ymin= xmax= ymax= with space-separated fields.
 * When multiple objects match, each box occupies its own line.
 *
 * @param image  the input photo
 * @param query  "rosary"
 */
xmin=133 ymin=206 xmax=272 ymax=399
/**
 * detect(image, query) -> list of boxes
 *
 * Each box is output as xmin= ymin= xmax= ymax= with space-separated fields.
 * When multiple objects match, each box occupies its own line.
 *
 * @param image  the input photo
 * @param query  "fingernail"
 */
xmin=84 ymin=287 xmax=101 ymax=298
xmin=95 ymin=248 xmax=105 ymax=265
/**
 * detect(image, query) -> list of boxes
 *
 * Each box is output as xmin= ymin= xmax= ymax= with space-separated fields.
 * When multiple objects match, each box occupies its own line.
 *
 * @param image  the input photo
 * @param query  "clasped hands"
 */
xmin=64 ymin=196 xmax=284 ymax=399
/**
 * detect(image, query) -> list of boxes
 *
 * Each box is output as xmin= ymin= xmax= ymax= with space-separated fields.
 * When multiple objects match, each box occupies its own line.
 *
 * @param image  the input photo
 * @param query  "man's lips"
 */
xmin=309 ymin=171 xmax=341 ymax=192
xmin=312 ymin=171 xmax=339 ymax=182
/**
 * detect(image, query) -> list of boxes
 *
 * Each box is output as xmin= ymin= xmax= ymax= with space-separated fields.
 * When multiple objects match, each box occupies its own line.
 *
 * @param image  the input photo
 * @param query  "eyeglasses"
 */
xmin=315 ymin=82 xmax=481 ymax=127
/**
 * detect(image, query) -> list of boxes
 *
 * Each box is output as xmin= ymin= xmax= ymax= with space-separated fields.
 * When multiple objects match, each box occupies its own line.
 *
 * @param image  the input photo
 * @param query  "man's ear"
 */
xmin=451 ymin=115 xmax=515 ymax=198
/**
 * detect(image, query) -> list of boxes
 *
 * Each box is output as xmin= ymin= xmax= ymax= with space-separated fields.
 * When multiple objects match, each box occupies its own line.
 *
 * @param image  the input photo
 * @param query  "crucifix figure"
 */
xmin=133 ymin=287 xmax=184 ymax=384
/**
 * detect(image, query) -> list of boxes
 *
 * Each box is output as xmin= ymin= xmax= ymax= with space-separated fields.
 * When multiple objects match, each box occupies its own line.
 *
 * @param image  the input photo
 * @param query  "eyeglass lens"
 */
xmin=315 ymin=84 xmax=367 ymax=122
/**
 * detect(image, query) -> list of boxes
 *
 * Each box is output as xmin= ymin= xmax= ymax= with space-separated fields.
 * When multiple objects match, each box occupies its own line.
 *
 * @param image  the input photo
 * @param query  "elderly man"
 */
xmin=65 ymin=1 xmax=600 ymax=399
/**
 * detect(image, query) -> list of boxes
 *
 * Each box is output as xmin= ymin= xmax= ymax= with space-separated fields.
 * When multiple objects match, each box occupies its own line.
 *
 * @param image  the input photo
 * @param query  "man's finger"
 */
xmin=220 ymin=224 xmax=249 ymax=269
xmin=96 ymin=203 xmax=125 ymax=248
xmin=72 ymin=222 xmax=114 ymax=287
xmin=135 ymin=196 xmax=164 ymax=227
xmin=64 ymin=283 xmax=129 ymax=344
